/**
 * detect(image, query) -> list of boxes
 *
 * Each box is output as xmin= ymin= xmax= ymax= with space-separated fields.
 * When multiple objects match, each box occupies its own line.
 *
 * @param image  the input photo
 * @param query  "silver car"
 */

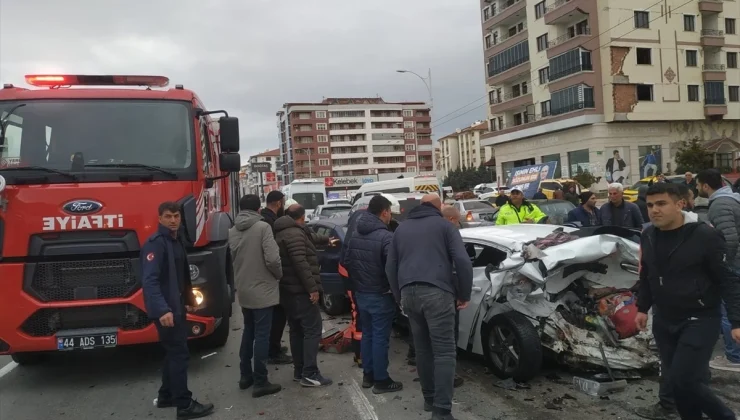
xmin=452 ymin=200 xmax=496 ymax=228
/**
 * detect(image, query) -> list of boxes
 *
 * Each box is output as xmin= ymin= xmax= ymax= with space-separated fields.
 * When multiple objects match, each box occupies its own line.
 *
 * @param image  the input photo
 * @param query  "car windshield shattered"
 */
xmin=457 ymin=225 xmax=658 ymax=382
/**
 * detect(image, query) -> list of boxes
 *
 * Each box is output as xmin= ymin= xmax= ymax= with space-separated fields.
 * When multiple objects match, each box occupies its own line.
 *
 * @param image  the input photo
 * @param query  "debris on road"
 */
xmin=201 ymin=352 xmax=217 ymax=359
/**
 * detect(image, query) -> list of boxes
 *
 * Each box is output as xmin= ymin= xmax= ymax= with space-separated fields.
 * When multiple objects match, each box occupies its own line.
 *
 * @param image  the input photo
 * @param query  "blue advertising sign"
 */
xmin=507 ymin=161 xmax=558 ymax=198
xmin=327 ymin=192 xmax=340 ymax=200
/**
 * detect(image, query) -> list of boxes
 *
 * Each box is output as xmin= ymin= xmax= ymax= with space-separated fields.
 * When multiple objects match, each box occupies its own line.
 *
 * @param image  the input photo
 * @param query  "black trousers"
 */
xmin=282 ymin=293 xmax=323 ymax=377
xmin=408 ymin=310 xmax=459 ymax=356
xmin=653 ymin=315 xmax=735 ymax=420
xmin=155 ymin=312 xmax=192 ymax=409
xmin=268 ymin=304 xmax=287 ymax=357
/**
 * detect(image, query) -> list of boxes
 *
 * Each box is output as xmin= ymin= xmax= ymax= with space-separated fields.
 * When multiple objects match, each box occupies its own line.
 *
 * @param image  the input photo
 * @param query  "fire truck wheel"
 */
xmin=12 ymin=352 xmax=44 ymax=366
xmin=321 ymin=293 xmax=349 ymax=316
xmin=199 ymin=313 xmax=231 ymax=349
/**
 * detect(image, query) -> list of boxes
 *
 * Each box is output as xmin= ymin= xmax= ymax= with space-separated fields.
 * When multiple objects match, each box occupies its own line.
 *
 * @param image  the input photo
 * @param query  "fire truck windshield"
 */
xmin=0 ymin=100 xmax=195 ymax=183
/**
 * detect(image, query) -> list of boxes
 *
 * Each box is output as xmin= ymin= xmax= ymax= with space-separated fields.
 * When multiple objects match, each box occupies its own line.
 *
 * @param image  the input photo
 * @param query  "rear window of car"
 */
xmin=462 ymin=201 xmax=493 ymax=211
xmin=320 ymin=205 xmax=352 ymax=216
xmin=396 ymin=198 xmax=421 ymax=221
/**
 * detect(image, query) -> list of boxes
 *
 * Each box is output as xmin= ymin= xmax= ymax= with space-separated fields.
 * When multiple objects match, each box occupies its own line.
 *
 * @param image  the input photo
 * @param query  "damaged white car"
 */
xmin=456 ymin=224 xmax=659 ymax=382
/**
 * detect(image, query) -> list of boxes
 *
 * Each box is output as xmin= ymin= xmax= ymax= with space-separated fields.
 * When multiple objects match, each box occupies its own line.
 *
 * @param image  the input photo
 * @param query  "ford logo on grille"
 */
xmin=63 ymin=200 xmax=103 ymax=215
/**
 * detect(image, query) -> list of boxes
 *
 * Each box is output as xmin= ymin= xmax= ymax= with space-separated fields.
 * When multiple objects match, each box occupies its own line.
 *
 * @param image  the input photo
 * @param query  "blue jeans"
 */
xmin=240 ymin=306 xmax=274 ymax=385
xmin=720 ymin=302 xmax=740 ymax=363
xmin=356 ymin=292 xmax=397 ymax=382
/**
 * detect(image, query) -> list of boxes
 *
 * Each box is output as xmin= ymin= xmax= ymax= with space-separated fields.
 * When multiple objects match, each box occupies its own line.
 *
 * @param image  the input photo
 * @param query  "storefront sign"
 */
xmin=324 ymin=175 xmax=379 ymax=188
xmin=507 ymin=161 xmax=558 ymax=198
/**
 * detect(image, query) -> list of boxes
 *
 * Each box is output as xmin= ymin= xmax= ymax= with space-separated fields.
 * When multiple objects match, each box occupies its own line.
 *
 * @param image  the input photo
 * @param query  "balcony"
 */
xmin=490 ymin=92 xmax=533 ymax=114
xmin=705 ymin=96 xmax=727 ymax=116
xmin=698 ymin=0 xmax=723 ymax=14
xmin=549 ymin=62 xmax=593 ymax=83
xmin=488 ymin=58 xmax=531 ymax=85
xmin=483 ymin=0 xmax=526 ymax=29
xmin=701 ymin=29 xmax=725 ymax=48
xmin=485 ymin=26 xmax=528 ymax=56
xmin=544 ymin=0 xmax=589 ymax=25
xmin=547 ymin=28 xmax=591 ymax=58
xmin=551 ymin=100 xmax=595 ymax=116
xmin=703 ymin=64 xmax=727 ymax=81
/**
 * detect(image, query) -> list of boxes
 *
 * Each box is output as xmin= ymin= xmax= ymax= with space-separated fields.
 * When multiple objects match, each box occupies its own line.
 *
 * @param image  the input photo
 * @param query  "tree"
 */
xmin=674 ymin=137 xmax=713 ymax=174
xmin=443 ymin=164 xmax=494 ymax=191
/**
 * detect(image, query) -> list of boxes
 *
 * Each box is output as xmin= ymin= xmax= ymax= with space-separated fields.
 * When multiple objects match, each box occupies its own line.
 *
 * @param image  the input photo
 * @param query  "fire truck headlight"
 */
xmin=0 ymin=174 xmax=6 ymax=193
xmin=192 ymin=289 xmax=204 ymax=306
xmin=189 ymin=264 xmax=200 ymax=281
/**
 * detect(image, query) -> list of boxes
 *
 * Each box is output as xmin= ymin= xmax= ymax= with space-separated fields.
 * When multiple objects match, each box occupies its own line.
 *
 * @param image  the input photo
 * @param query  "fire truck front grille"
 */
xmin=30 ymin=258 xmax=138 ymax=302
xmin=20 ymin=304 xmax=151 ymax=337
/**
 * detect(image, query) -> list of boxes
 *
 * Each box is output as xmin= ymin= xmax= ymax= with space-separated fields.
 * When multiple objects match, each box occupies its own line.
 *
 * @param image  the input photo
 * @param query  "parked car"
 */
xmin=456 ymin=224 xmax=657 ymax=381
xmin=327 ymin=198 xmax=351 ymax=205
xmin=483 ymin=199 xmax=576 ymax=225
xmin=311 ymin=203 xmax=353 ymax=221
xmin=307 ymin=217 xmax=350 ymax=315
xmin=452 ymin=200 xmax=496 ymax=228
xmin=329 ymin=210 xmax=350 ymax=219
xmin=349 ymin=192 xmax=426 ymax=221
xmin=539 ymin=178 xmax=588 ymax=199
xmin=623 ymin=174 xmax=732 ymax=203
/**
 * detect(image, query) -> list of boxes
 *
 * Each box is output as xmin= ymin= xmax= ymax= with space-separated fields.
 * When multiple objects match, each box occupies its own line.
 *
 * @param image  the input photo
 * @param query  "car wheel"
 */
xmin=481 ymin=311 xmax=542 ymax=382
xmin=12 ymin=352 xmax=45 ymax=366
xmin=321 ymin=293 xmax=348 ymax=316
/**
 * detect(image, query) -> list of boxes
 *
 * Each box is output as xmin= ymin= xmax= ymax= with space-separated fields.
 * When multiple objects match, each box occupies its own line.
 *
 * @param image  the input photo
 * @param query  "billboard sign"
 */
xmin=507 ymin=161 xmax=558 ymax=198
xmin=251 ymin=162 xmax=271 ymax=172
xmin=324 ymin=175 xmax=378 ymax=188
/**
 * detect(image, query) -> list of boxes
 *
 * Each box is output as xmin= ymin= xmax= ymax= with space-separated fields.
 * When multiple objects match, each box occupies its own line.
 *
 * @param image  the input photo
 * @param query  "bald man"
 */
xmin=441 ymin=205 xmax=461 ymax=229
xmin=386 ymin=193 xmax=473 ymax=418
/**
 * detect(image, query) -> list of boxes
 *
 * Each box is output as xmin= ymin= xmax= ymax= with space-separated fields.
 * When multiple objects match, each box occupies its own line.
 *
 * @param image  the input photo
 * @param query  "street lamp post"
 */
xmin=299 ymin=147 xmax=313 ymax=178
xmin=397 ymin=68 xmax=433 ymax=173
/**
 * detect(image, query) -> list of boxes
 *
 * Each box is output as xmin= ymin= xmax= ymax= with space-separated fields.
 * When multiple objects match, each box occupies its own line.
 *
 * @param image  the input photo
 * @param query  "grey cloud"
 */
xmin=0 ymin=0 xmax=486 ymax=161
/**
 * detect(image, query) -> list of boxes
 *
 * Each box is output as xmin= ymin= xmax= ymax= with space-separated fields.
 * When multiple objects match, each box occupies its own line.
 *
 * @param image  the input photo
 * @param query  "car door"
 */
xmin=315 ymin=225 xmax=345 ymax=295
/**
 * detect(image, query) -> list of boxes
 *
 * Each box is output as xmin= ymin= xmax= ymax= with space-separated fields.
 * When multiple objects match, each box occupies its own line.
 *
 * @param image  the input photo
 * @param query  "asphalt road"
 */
xmin=1 ymin=305 xmax=739 ymax=420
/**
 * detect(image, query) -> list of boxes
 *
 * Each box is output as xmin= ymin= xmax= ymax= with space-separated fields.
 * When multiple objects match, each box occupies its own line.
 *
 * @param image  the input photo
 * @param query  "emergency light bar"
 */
xmin=25 ymin=74 xmax=170 ymax=88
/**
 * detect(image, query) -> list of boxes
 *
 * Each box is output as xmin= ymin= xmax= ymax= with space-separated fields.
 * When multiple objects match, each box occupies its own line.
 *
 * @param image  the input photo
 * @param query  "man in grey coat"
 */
xmin=697 ymin=168 xmax=740 ymax=373
xmin=228 ymin=194 xmax=283 ymax=398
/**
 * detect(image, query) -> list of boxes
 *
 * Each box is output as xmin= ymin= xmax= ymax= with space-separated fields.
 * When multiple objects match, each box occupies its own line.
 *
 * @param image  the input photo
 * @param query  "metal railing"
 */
xmin=551 ymin=100 xmax=596 ymax=116
xmin=701 ymin=29 xmax=725 ymax=36
xmin=548 ymin=28 xmax=591 ymax=48
xmin=702 ymin=64 xmax=727 ymax=71
xmin=549 ymin=62 xmax=593 ymax=82
xmin=490 ymin=89 xmax=531 ymax=105
xmin=488 ymin=56 xmax=530 ymax=78
xmin=545 ymin=0 xmax=571 ymax=14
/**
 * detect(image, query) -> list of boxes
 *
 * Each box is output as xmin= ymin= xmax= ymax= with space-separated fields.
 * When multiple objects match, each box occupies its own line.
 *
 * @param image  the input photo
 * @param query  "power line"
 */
xmin=432 ymin=0 xmax=694 ymax=130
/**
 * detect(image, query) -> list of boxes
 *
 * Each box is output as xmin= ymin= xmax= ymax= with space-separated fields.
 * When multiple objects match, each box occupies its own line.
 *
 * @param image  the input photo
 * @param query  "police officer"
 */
xmin=142 ymin=201 xmax=214 ymax=419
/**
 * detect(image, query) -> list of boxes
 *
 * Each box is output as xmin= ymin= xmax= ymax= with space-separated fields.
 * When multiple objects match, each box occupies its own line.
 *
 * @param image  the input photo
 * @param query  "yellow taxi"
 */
xmin=623 ymin=174 xmax=733 ymax=202
xmin=539 ymin=178 xmax=589 ymax=199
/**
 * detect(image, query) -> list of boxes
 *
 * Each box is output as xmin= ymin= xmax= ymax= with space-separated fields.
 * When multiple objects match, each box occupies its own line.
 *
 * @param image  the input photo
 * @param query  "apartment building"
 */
xmin=438 ymin=121 xmax=494 ymax=176
xmin=276 ymin=98 xmax=433 ymax=184
xmin=245 ymin=148 xmax=281 ymax=197
xmin=480 ymin=0 xmax=740 ymax=188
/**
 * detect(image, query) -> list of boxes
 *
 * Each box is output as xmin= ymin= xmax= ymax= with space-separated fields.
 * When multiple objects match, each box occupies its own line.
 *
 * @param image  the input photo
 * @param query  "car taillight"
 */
xmin=466 ymin=211 xmax=473 ymax=221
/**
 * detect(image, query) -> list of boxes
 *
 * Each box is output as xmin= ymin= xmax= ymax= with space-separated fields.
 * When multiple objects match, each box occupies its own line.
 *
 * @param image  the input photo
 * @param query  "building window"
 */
xmin=404 ymin=132 xmax=415 ymax=140
xmin=316 ymin=123 xmax=327 ymax=130
xmin=403 ymin=109 xmax=414 ymax=117
xmin=315 ymin=111 xmax=326 ymax=119
xmin=728 ymin=52 xmax=738 ymax=69
xmin=405 ymin=144 xmax=416 ymax=151
xmin=317 ymin=135 xmax=329 ymax=142
xmin=684 ymin=15 xmax=695 ymax=32
xmin=512 ymin=81 xmax=528 ymax=98
xmin=318 ymin=147 xmax=329 ymax=154
xmin=513 ymin=112 xmax=529 ymax=126
xmin=485 ymin=34 xmax=493 ymax=49
xmin=637 ymin=84 xmax=654 ymax=101
xmin=407 ymin=166 xmax=417 ymax=173
xmin=541 ymin=100 xmax=551 ymax=117
xmin=549 ymin=48 xmax=592 ymax=81
xmin=536 ymin=34 xmax=548 ymax=52
xmin=318 ymin=159 xmax=330 ymax=166
xmin=406 ymin=155 xmax=416 ymax=162
xmin=567 ymin=149 xmax=590 ymax=177
xmin=634 ymin=11 xmax=650 ymax=29
xmin=686 ymin=50 xmax=698 ymax=67
xmin=727 ymin=18 xmax=737 ymax=35
xmin=403 ymin=121 xmax=415 ymax=129
xmin=688 ymin=85 xmax=700 ymax=102
xmin=483 ymin=5 xmax=492 ymax=21
xmin=636 ymin=48 xmax=652 ymax=65
xmin=550 ymin=84 xmax=595 ymax=115
xmin=488 ymin=41 xmax=530 ymax=77
xmin=534 ymin=1 xmax=546 ymax=19
xmin=538 ymin=67 xmax=550 ymax=84
xmin=729 ymin=86 xmax=739 ymax=102
xmin=705 ymin=81 xmax=726 ymax=105
xmin=319 ymin=170 xmax=331 ymax=177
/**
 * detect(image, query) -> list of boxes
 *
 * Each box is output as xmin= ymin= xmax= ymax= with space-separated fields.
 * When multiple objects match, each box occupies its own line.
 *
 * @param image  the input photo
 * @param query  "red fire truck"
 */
xmin=0 ymin=75 xmax=242 ymax=365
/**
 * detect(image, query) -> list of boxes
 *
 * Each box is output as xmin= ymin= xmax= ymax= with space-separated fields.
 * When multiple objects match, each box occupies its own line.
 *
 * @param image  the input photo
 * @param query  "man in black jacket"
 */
xmin=260 ymin=191 xmax=292 ymax=365
xmin=636 ymin=183 xmax=740 ymax=420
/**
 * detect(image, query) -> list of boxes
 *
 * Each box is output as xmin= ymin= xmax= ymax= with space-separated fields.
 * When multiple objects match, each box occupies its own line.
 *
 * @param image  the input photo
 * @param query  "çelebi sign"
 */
xmin=42 ymin=214 xmax=124 ymax=231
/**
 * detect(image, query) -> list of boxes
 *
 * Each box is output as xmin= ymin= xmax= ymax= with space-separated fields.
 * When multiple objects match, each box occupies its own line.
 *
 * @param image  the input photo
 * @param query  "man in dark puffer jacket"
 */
xmin=346 ymin=196 xmax=403 ymax=394
xmin=274 ymin=204 xmax=332 ymax=388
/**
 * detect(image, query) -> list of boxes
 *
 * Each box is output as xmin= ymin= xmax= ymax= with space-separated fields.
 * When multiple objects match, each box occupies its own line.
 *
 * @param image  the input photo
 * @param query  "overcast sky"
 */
xmin=0 ymin=0 xmax=487 ymax=163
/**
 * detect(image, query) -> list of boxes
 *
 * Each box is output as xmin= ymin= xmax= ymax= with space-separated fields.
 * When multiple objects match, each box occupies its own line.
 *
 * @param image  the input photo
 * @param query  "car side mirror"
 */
xmin=219 ymin=153 xmax=241 ymax=172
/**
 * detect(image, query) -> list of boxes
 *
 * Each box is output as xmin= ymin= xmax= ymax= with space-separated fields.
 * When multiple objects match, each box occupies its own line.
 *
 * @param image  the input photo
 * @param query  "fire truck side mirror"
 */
xmin=219 ymin=152 xmax=241 ymax=173
xmin=219 ymin=117 xmax=240 ymax=153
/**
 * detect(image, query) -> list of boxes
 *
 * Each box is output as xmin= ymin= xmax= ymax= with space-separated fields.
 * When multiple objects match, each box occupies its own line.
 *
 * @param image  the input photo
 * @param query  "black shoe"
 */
xmin=423 ymin=399 xmax=433 ymax=412
xmin=431 ymin=407 xmax=456 ymax=420
xmin=155 ymin=397 xmax=174 ymax=408
xmin=268 ymin=353 xmax=293 ymax=365
xmin=239 ymin=376 xmax=254 ymax=390
xmin=633 ymin=403 xmax=677 ymax=420
xmin=454 ymin=375 xmax=464 ymax=388
xmin=372 ymin=379 xmax=403 ymax=394
xmin=176 ymin=400 xmax=215 ymax=420
xmin=252 ymin=382 xmax=282 ymax=398
xmin=300 ymin=372 xmax=333 ymax=387
xmin=362 ymin=374 xmax=374 ymax=389
xmin=293 ymin=368 xmax=302 ymax=382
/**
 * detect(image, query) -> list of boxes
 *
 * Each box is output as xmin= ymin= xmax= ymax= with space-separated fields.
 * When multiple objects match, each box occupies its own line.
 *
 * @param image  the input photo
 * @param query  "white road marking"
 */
xmin=0 ymin=361 xmax=18 ymax=379
xmin=347 ymin=378 xmax=379 ymax=420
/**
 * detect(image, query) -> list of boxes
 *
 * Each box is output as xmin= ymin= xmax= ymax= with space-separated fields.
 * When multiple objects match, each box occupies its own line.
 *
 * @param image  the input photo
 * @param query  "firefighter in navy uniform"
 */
xmin=141 ymin=201 xmax=214 ymax=420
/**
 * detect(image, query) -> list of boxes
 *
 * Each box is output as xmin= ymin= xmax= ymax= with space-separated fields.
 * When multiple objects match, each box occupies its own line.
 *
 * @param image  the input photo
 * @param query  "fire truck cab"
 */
xmin=0 ymin=74 xmax=242 ymax=364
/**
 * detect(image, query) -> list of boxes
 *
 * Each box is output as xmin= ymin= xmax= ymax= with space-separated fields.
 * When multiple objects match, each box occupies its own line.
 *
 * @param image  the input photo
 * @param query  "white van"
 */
xmin=282 ymin=179 xmax=327 ymax=217
xmin=352 ymin=175 xmax=441 ymax=203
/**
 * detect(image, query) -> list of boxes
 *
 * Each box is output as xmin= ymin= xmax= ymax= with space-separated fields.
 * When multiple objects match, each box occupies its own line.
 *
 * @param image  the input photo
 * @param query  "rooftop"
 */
xmin=282 ymin=97 xmax=427 ymax=107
